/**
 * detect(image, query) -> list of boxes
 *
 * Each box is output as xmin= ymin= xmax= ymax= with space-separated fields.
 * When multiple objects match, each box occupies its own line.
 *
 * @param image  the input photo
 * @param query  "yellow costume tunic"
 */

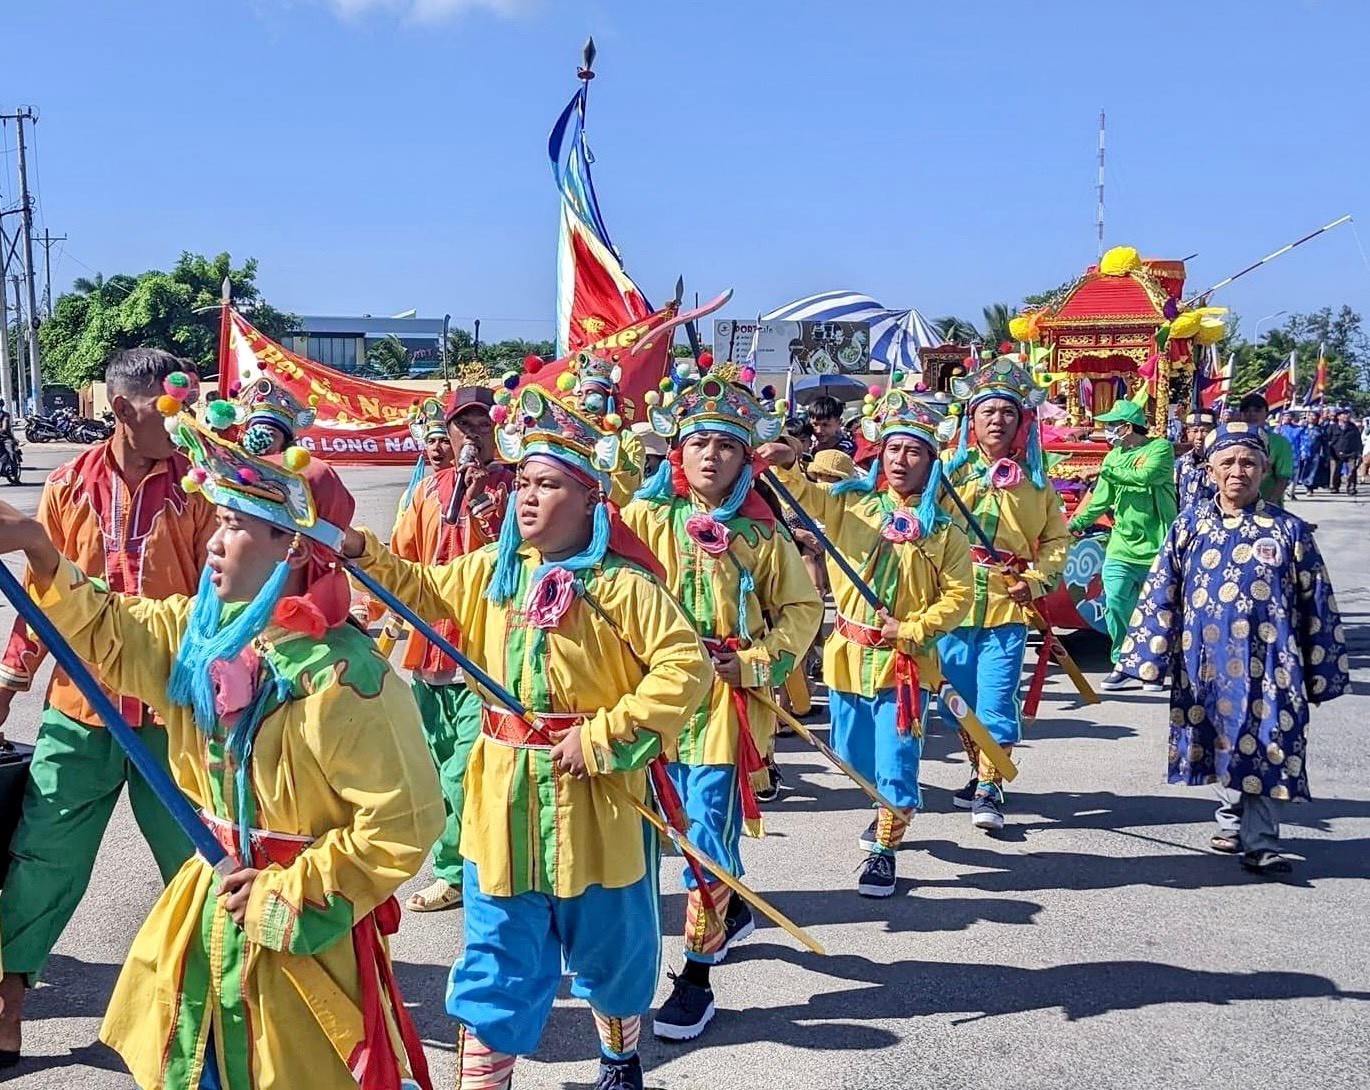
xmin=353 ymin=531 xmax=713 ymax=898
xmin=617 ymin=497 xmax=822 ymax=764
xmin=942 ymin=448 xmax=1071 ymax=628
xmin=32 ymin=559 xmax=444 ymax=1090
xmin=769 ymin=462 xmax=973 ymax=695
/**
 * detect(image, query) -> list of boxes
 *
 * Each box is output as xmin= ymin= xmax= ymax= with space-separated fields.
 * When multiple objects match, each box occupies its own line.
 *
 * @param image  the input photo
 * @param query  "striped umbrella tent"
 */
xmin=761 ymin=291 xmax=943 ymax=376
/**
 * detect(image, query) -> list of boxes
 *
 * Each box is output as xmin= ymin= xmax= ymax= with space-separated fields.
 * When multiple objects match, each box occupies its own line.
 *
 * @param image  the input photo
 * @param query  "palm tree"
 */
xmin=933 ymin=316 xmax=980 ymax=345
xmin=981 ymin=303 xmax=1014 ymax=348
xmin=71 ymin=273 xmax=105 ymax=297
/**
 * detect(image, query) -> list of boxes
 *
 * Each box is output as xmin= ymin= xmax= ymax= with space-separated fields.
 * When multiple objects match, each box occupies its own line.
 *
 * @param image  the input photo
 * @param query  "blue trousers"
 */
xmin=664 ymin=761 xmax=743 ymax=891
xmin=937 ymin=623 xmax=1028 ymax=746
xmin=447 ymin=852 xmax=661 ymax=1057
xmin=828 ymin=688 xmax=925 ymax=811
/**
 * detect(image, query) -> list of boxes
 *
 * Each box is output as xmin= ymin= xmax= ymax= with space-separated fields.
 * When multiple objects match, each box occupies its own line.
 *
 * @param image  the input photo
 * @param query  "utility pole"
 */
xmin=3 ymin=107 xmax=44 ymax=412
xmin=37 ymin=228 xmax=66 ymax=316
xmin=10 ymin=276 xmax=27 ymax=415
xmin=0 ymin=263 xmax=11 ymax=411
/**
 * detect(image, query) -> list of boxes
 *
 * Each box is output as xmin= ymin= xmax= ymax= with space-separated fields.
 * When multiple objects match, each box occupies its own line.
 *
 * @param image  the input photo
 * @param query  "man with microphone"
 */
xmin=389 ymin=383 xmax=514 ymax=913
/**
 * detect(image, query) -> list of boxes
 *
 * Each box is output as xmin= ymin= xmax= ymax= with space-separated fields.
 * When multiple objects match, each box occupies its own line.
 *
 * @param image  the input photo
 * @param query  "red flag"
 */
xmin=1248 ymin=353 xmax=1294 ymax=411
xmin=1313 ymin=343 xmax=1328 ymax=404
xmin=550 ymin=82 xmax=652 ymax=356
xmin=219 ymin=310 xmax=430 ymax=465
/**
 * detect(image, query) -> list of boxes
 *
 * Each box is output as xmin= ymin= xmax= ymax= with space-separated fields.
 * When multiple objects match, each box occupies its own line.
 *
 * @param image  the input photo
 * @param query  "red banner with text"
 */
xmin=219 ymin=310 xmax=432 ymax=465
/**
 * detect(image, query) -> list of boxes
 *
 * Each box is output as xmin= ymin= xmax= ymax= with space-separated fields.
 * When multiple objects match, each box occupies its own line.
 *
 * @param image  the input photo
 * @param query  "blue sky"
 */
xmin=6 ymin=0 xmax=1370 ymax=342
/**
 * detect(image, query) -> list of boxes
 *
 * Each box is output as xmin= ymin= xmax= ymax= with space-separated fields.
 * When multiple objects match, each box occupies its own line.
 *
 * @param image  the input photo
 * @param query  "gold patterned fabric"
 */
xmin=1118 ymin=500 xmax=1349 ymax=799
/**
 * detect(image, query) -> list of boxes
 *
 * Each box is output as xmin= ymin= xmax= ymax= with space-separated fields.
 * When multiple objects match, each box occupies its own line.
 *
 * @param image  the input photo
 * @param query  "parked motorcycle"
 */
xmin=22 ymin=412 xmax=65 ymax=443
xmin=70 ymin=412 xmax=114 ymax=443
xmin=0 ymin=439 xmax=22 ymax=486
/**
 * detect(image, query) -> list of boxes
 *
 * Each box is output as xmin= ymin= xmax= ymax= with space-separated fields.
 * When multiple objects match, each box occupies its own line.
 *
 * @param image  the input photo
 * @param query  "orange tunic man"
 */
xmin=0 ymin=348 xmax=216 ymax=1061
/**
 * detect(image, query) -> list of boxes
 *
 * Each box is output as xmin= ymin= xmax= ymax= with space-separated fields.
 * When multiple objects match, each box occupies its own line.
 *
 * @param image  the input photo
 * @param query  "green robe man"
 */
xmin=1068 ymin=398 xmax=1177 ymax=692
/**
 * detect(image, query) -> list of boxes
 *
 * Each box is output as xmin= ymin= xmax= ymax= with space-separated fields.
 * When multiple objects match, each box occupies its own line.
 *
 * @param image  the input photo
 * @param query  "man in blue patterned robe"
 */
xmin=1118 ymin=422 xmax=1349 ymax=876
xmin=1174 ymin=409 xmax=1217 ymax=509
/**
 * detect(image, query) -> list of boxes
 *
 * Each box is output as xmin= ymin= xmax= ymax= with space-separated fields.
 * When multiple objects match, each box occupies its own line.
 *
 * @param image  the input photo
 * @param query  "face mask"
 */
xmin=1104 ymin=425 xmax=1126 ymax=447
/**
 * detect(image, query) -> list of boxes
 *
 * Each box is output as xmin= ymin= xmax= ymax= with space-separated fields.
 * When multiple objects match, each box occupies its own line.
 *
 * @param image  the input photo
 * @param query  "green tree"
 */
xmin=364 ymin=334 xmax=413 ymax=379
xmin=1228 ymin=307 xmax=1369 ymax=413
xmin=1021 ymin=279 xmax=1077 ymax=310
xmin=980 ymin=302 xmax=1013 ymax=348
xmin=933 ymin=316 xmax=979 ymax=344
xmin=38 ymin=252 xmax=296 ymax=388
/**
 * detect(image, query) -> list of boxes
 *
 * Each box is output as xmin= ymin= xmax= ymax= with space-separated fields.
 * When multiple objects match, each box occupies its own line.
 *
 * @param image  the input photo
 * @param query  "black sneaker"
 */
xmin=971 ymin=791 xmax=1005 ymax=832
xmin=652 ymin=972 xmax=716 ymax=1041
xmin=1098 ymin=669 xmax=1137 ymax=691
xmin=716 ymin=895 xmax=755 ymax=961
xmin=596 ymin=1055 xmax=645 ymax=1090
xmin=754 ymin=759 xmax=784 ymax=803
xmin=858 ymin=817 xmax=878 ymax=852
xmin=857 ymin=852 xmax=896 ymax=898
xmin=952 ymin=776 xmax=978 ymax=810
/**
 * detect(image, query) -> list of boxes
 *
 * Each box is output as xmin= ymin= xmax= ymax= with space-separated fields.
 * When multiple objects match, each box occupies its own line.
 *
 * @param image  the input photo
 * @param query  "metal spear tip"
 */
xmin=578 ymin=36 xmax=597 ymax=79
xmin=220 ymin=276 xmax=232 ymax=303
xmin=673 ymin=276 xmax=684 ymax=304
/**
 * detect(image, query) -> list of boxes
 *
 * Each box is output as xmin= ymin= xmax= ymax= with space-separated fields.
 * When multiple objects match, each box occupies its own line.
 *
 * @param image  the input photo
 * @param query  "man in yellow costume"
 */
xmin=759 ymin=388 xmax=972 ymax=897
xmin=941 ymin=355 xmax=1070 ymax=831
xmin=342 ymin=379 xmax=712 ymax=1090
xmin=0 ymin=393 xmax=444 ymax=1089
xmin=622 ymin=364 xmax=821 ymax=1042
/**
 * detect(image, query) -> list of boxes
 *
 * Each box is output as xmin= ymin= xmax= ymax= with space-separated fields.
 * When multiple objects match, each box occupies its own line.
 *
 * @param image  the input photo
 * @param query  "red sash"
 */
xmin=833 ymin=614 xmax=922 ymax=736
xmin=703 ymin=637 xmax=767 ymax=831
xmin=201 ymin=814 xmax=434 ymax=1090
xmin=480 ymin=706 xmax=586 ymax=749
xmin=969 ymin=545 xmax=1028 ymax=573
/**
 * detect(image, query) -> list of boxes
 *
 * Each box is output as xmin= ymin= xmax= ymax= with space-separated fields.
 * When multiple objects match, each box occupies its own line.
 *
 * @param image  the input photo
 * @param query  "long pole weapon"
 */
xmin=0 ymin=564 xmax=234 ymax=876
xmin=760 ymin=469 xmax=1016 ymax=781
xmin=345 ymin=561 xmax=825 ymax=956
xmin=1183 ymin=214 xmax=1351 ymax=305
xmin=937 ymin=479 xmax=1099 ymax=705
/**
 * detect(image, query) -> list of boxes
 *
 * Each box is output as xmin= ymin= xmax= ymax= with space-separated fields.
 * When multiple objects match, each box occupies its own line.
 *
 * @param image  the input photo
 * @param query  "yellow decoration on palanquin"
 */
xmin=1008 ymin=315 xmax=1031 ymax=341
xmin=1195 ymin=316 xmax=1226 ymax=345
xmin=1169 ymin=311 xmax=1203 ymax=340
xmin=1099 ymin=245 xmax=1141 ymax=276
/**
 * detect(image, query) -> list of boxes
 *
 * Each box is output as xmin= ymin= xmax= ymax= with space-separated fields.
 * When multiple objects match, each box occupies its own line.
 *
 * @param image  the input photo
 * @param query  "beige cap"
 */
xmin=810 ymin=448 xmax=857 ymax=481
xmin=630 ymin=420 xmax=668 ymax=458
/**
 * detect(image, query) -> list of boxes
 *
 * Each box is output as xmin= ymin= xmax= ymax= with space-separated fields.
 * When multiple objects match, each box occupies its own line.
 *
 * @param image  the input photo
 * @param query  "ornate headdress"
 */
xmin=946 ymin=354 xmax=1049 ymax=489
xmin=169 ymin=412 xmax=344 ymax=552
xmin=214 ymin=377 xmax=317 ymax=456
xmin=408 ymin=396 xmax=448 ymax=443
xmin=156 ymin=375 xmax=355 ymax=733
xmin=835 ymin=387 xmax=957 ymax=537
xmin=635 ymin=360 xmax=786 ymax=538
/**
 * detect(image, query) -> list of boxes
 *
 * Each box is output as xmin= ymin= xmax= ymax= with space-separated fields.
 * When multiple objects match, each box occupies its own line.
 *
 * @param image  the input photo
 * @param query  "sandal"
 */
xmin=1209 ymin=833 xmax=1241 ymax=854
xmin=1241 ymin=850 xmax=1292 ymax=876
xmin=405 ymin=879 xmax=463 ymax=912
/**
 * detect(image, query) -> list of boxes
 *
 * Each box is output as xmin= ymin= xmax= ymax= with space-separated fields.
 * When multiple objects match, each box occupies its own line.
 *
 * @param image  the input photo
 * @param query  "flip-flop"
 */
xmin=1209 ymin=833 xmax=1241 ymax=854
xmin=1241 ymin=850 xmax=1292 ymax=876
xmin=405 ymin=880 xmax=463 ymax=912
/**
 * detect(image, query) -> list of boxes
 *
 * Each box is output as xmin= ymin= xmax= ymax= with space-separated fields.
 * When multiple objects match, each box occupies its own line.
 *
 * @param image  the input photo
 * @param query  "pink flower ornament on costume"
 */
xmin=684 ymin=512 xmax=731 ymax=556
xmin=987 ymin=458 xmax=1025 ymax=491
xmin=526 ymin=566 xmax=577 ymax=629
xmin=880 ymin=508 xmax=924 ymax=544
xmin=210 ymin=647 xmax=261 ymax=725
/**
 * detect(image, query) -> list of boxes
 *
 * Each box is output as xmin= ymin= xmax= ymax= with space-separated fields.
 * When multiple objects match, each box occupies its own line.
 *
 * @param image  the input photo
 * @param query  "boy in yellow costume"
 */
xmin=0 ymin=400 xmax=443 ymax=1089
xmin=941 ymin=355 xmax=1070 ymax=831
xmin=621 ymin=364 xmax=821 ymax=1042
xmin=759 ymin=389 xmax=972 ymax=897
xmin=342 ymin=380 xmax=712 ymax=1090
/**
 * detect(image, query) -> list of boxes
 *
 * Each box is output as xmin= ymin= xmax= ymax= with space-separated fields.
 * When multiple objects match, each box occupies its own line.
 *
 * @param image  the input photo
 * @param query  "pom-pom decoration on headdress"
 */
xmin=159 ymin=406 xmax=341 ymax=550
xmin=645 ymin=365 xmax=784 ymax=450
xmin=408 ymin=396 xmax=448 ymax=444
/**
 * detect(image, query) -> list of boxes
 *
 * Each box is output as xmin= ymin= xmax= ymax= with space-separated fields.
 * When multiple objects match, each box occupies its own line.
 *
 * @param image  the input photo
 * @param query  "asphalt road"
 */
xmin=0 ymin=445 xmax=1367 ymax=1089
